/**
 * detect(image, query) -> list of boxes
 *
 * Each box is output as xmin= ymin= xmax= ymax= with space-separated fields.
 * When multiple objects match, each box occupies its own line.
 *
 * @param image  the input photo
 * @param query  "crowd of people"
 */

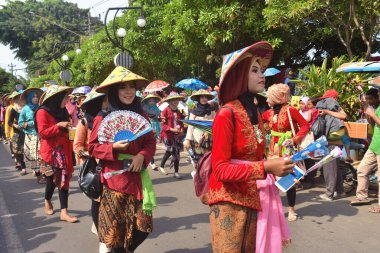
xmin=0 ymin=40 xmax=379 ymax=253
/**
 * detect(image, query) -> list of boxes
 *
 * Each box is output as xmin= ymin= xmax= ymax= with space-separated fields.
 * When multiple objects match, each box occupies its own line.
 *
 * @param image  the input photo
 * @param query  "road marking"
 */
xmin=0 ymin=189 xmax=25 ymax=253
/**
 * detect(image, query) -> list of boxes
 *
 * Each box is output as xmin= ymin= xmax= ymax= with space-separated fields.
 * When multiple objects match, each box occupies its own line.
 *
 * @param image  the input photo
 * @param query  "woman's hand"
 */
xmin=112 ymin=140 xmax=130 ymax=151
xmin=264 ymin=158 xmax=294 ymax=177
xmin=22 ymin=122 xmax=28 ymax=129
xmin=183 ymin=139 xmax=191 ymax=150
xmin=56 ymin=121 xmax=71 ymax=129
xmin=128 ymin=154 xmax=145 ymax=172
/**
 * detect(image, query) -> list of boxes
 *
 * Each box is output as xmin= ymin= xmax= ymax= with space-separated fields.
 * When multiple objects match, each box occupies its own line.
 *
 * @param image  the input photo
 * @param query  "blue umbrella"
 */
xmin=182 ymin=119 xmax=213 ymax=134
xmin=72 ymin=86 xmax=92 ymax=95
xmin=264 ymin=67 xmax=281 ymax=77
xmin=362 ymin=62 xmax=380 ymax=72
xmin=175 ymin=79 xmax=208 ymax=90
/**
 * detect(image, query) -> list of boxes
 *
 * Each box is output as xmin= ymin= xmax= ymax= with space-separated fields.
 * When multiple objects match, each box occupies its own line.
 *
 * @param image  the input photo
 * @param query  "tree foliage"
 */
xmin=0 ymin=0 xmax=102 ymax=76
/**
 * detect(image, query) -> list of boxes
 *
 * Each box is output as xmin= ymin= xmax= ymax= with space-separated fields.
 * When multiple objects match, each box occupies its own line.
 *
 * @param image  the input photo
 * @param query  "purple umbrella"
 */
xmin=72 ymin=86 xmax=92 ymax=95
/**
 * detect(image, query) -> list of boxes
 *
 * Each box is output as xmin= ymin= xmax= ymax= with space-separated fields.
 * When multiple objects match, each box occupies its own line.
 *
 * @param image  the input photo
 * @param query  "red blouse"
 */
xmin=208 ymin=100 xmax=266 ymax=211
xmin=160 ymin=107 xmax=185 ymax=141
xmin=262 ymin=105 xmax=309 ymax=157
xmin=35 ymin=109 xmax=74 ymax=175
xmin=89 ymin=112 xmax=156 ymax=199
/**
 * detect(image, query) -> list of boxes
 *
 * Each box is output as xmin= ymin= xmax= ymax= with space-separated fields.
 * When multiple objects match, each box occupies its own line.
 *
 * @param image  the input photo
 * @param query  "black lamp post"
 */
xmin=104 ymin=1 xmax=146 ymax=69
xmin=52 ymin=41 xmax=81 ymax=85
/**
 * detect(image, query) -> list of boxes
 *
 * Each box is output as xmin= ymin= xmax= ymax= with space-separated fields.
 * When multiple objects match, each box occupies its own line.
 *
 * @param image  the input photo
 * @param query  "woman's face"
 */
xmin=307 ymin=101 xmax=314 ymax=109
xmin=60 ymin=93 xmax=69 ymax=109
xmin=199 ymin=96 xmax=209 ymax=105
xmin=148 ymin=98 xmax=156 ymax=106
xmin=32 ymin=93 xmax=39 ymax=105
xmin=169 ymin=99 xmax=179 ymax=108
xmin=247 ymin=59 xmax=265 ymax=94
xmin=118 ymin=82 xmax=136 ymax=105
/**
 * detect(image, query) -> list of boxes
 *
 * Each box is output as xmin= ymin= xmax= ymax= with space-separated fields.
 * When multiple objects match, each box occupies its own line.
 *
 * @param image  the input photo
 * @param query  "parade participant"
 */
xmin=316 ymin=89 xmax=347 ymax=201
xmin=66 ymin=94 xmax=79 ymax=127
xmin=307 ymin=97 xmax=319 ymax=126
xmin=209 ymin=42 xmax=293 ymax=252
xmin=74 ymin=90 xmax=107 ymax=165
xmin=0 ymin=94 xmax=8 ymax=142
xmin=142 ymin=93 xmax=162 ymax=170
xmin=35 ymin=85 xmax=78 ymax=223
xmin=8 ymin=90 xmax=26 ymax=174
xmin=73 ymin=89 xmax=108 ymax=251
xmin=184 ymin=89 xmax=216 ymax=171
xmin=263 ymin=83 xmax=309 ymax=221
xmin=5 ymin=93 xmax=15 ymax=152
xmin=159 ymin=92 xmax=185 ymax=178
xmin=351 ymin=88 xmax=380 ymax=209
xmin=18 ymin=88 xmax=43 ymax=176
xmin=89 ymin=67 xmax=156 ymax=253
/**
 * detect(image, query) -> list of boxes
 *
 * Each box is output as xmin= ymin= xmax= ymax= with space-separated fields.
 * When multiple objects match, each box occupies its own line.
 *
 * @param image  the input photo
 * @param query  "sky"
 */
xmin=0 ymin=0 xmax=128 ymax=78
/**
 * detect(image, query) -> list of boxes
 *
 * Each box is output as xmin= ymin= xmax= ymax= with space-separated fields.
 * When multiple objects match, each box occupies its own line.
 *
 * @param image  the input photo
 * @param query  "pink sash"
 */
xmin=256 ymin=174 xmax=291 ymax=253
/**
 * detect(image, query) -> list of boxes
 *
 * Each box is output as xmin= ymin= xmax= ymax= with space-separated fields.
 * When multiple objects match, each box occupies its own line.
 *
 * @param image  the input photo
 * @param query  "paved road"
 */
xmin=0 ymin=142 xmax=379 ymax=253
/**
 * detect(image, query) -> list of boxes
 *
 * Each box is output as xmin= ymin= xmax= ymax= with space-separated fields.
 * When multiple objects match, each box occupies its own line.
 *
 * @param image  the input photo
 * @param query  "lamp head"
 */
xmin=76 ymin=48 xmax=82 ymax=54
xmin=117 ymin=28 xmax=127 ymax=38
xmin=62 ymin=54 xmax=69 ymax=61
xmin=137 ymin=16 xmax=146 ymax=28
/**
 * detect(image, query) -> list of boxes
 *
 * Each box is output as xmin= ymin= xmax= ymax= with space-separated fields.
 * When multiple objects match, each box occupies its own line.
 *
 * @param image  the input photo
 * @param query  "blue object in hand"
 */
xmin=114 ymin=130 xmax=135 ymax=142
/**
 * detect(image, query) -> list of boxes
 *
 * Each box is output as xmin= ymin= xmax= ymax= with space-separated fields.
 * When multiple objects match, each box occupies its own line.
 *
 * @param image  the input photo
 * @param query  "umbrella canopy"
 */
xmin=145 ymin=80 xmax=170 ymax=92
xmin=182 ymin=119 xmax=213 ymax=134
xmin=175 ymin=78 xmax=208 ymax=90
xmin=264 ymin=67 xmax=281 ymax=77
xmin=72 ymin=86 xmax=92 ymax=95
xmin=336 ymin=62 xmax=380 ymax=73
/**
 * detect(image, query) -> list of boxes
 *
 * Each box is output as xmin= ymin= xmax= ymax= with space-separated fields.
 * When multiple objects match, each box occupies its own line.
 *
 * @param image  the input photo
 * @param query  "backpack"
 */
xmin=194 ymin=106 xmax=236 ymax=205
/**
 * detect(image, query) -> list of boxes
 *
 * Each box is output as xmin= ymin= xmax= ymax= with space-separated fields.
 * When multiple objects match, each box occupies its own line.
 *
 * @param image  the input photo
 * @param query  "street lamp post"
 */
xmin=104 ymin=1 xmax=146 ymax=69
xmin=52 ymin=41 xmax=81 ymax=85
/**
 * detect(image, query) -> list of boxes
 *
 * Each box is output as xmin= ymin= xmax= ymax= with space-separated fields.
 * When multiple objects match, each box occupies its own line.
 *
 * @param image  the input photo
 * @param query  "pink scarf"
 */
xmin=256 ymin=174 xmax=291 ymax=253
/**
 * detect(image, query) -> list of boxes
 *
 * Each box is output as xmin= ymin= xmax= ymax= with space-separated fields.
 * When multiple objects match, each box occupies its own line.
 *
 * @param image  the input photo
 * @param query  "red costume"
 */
xmin=36 ymin=109 xmax=73 ymax=176
xmin=160 ymin=106 xmax=184 ymax=142
xmin=262 ymin=105 xmax=309 ymax=157
xmin=208 ymin=100 xmax=266 ymax=210
xmin=89 ymin=113 xmax=156 ymax=200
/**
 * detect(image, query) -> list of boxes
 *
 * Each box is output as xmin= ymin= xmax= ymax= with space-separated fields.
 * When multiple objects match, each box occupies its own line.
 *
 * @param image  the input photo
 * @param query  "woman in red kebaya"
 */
xmin=209 ymin=42 xmax=294 ymax=252
xmin=89 ymin=67 xmax=156 ymax=253
xmin=262 ymin=83 xmax=309 ymax=221
xmin=35 ymin=85 xmax=78 ymax=223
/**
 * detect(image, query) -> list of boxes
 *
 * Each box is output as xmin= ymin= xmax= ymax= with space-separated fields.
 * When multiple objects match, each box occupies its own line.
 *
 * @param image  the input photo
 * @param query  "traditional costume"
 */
xmin=89 ymin=67 xmax=156 ymax=251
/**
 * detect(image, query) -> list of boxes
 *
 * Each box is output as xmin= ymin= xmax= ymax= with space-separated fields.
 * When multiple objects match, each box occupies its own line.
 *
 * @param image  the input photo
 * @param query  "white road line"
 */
xmin=0 ymin=189 xmax=25 ymax=253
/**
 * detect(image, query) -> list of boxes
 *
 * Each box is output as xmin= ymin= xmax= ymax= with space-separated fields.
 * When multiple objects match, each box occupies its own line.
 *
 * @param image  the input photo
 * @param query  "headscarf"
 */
xmin=39 ymin=91 xmax=70 ymax=122
xmin=107 ymin=84 xmax=143 ymax=115
xmin=142 ymin=99 xmax=161 ymax=118
xmin=300 ymin=96 xmax=309 ymax=105
xmin=83 ymin=95 xmax=106 ymax=130
xmin=191 ymin=102 xmax=213 ymax=117
xmin=267 ymin=83 xmax=290 ymax=106
xmin=26 ymin=91 xmax=39 ymax=111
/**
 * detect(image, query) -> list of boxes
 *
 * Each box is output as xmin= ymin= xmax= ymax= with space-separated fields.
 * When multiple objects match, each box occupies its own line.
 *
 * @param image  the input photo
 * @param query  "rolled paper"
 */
xmin=291 ymin=135 xmax=328 ymax=162
xmin=305 ymin=146 xmax=343 ymax=174
xmin=103 ymin=169 xmax=129 ymax=179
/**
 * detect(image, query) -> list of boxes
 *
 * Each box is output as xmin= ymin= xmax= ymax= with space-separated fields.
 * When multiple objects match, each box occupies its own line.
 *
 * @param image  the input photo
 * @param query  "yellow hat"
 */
xmin=8 ymin=90 xmax=24 ymax=99
xmin=39 ymin=85 xmax=73 ymax=105
xmin=21 ymin=87 xmax=43 ymax=101
xmin=190 ymin=89 xmax=214 ymax=101
xmin=96 ymin=66 xmax=149 ymax=93
xmin=142 ymin=94 xmax=161 ymax=103
xmin=162 ymin=92 xmax=184 ymax=103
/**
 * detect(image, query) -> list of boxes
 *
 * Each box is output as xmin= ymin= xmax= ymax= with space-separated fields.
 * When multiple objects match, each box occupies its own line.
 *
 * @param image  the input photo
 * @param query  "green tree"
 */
xmin=264 ymin=0 xmax=380 ymax=61
xmin=0 ymin=0 xmax=102 ymax=77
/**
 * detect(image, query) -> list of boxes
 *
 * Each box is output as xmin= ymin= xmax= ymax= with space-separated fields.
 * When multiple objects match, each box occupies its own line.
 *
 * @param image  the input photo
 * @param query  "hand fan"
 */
xmin=98 ymin=110 xmax=152 ymax=143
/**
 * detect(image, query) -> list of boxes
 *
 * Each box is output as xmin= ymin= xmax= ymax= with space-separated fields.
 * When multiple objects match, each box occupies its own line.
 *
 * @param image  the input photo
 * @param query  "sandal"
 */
xmin=287 ymin=212 xmax=298 ymax=221
xmin=368 ymin=205 xmax=380 ymax=213
xmin=350 ymin=198 xmax=371 ymax=206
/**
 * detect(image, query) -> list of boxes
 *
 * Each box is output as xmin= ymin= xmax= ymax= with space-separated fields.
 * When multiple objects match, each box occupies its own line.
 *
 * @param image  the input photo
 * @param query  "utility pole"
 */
xmin=8 ymin=63 xmax=16 ymax=76
xmin=87 ymin=11 xmax=92 ymax=36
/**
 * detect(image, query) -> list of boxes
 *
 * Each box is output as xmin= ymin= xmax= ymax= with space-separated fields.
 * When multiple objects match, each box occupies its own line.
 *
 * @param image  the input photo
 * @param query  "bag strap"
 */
xmin=287 ymin=106 xmax=296 ymax=137
xmin=221 ymin=106 xmax=236 ymax=129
